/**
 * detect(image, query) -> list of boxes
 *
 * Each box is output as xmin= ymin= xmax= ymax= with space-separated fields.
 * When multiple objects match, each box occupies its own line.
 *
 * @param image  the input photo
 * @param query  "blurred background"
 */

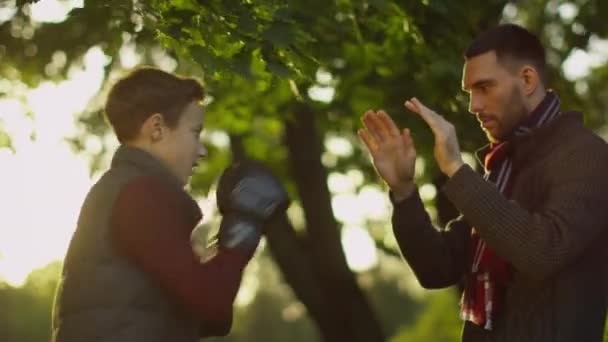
xmin=1 ymin=0 xmax=608 ymax=341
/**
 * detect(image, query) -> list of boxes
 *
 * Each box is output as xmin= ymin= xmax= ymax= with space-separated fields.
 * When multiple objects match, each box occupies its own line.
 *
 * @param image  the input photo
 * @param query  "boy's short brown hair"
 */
xmin=105 ymin=67 xmax=204 ymax=143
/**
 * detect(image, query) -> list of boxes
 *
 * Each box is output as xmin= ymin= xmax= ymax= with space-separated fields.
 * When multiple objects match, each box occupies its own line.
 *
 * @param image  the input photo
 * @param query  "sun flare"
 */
xmin=0 ymin=48 xmax=104 ymax=287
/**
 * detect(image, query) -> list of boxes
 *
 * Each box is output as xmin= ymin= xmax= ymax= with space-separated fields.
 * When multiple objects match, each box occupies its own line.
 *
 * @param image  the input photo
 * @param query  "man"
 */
xmin=52 ymin=67 xmax=289 ymax=341
xmin=359 ymin=24 xmax=608 ymax=341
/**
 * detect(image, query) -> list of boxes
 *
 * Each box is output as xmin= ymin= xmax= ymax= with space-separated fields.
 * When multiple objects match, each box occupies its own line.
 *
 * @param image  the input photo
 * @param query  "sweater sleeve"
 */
xmin=443 ymin=153 xmax=608 ymax=280
xmin=391 ymin=189 xmax=471 ymax=289
xmin=110 ymin=176 xmax=250 ymax=336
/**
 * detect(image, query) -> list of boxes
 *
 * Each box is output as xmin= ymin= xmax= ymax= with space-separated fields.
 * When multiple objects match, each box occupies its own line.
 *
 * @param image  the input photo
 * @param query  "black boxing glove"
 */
xmin=215 ymin=160 xmax=289 ymax=256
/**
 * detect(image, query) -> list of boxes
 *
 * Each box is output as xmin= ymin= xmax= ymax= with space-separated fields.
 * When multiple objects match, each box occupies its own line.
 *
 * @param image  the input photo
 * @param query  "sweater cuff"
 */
xmin=442 ymin=164 xmax=487 ymax=211
xmin=389 ymin=188 xmax=426 ymax=227
xmin=389 ymin=187 xmax=421 ymax=207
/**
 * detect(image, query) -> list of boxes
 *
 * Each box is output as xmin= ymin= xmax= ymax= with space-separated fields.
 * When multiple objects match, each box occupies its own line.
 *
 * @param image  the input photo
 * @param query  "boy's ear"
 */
xmin=141 ymin=113 xmax=166 ymax=142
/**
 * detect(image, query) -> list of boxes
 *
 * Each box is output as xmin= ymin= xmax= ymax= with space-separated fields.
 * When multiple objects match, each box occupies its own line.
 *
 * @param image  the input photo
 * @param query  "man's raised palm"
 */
xmin=358 ymin=110 xmax=417 ymax=195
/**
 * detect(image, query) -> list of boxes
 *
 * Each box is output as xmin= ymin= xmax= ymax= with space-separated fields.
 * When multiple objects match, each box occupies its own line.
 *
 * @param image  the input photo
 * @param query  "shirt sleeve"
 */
xmin=110 ymin=175 xmax=250 ymax=336
xmin=391 ymin=189 xmax=471 ymax=289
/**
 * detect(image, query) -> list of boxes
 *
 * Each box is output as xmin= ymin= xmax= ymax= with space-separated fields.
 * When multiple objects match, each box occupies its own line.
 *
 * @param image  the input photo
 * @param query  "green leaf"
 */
xmin=266 ymin=60 xmax=292 ymax=78
xmin=237 ymin=12 xmax=258 ymax=34
xmin=368 ymin=0 xmax=389 ymax=11
xmin=274 ymin=7 xmax=294 ymax=22
xmin=0 ymin=129 xmax=12 ymax=151
xmin=262 ymin=21 xmax=295 ymax=48
xmin=230 ymin=47 xmax=255 ymax=79
xmin=190 ymin=45 xmax=222 ymax=71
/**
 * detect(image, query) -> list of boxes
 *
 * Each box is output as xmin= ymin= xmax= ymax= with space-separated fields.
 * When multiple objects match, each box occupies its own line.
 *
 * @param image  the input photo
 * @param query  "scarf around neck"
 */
xmin=460 ymin=91 xmax=561 ymax=330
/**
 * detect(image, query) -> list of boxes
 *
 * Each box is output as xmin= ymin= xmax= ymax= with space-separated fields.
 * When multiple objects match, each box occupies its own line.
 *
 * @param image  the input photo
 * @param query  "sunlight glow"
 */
xmin=325 ymin=136 xmax=354 ymax=157
xmin=119 ymin=42 xmax=142 ymax=69
xmin=557 ymin=3 xmax=578 ymax=22
xmin=328 ymin=172 xmax=357 ymax=193
xmin=330 ymin=175 xmax=388 ymax=272
xmin=0 ymin=6 xmax=16 ymax=24
xmin=332 ymin=194 xmax=363 ymax=224
xmin=308 ymin=68 xmax=336 ymax=103
xmin=358 ymin=185 xmax=390 ymax=220
xmin=419 ymin=183 xmax=437 ymax=201
xmin=30 ymin=0 xmax=83 ymax=23
xmin=342 ymin=226 xmax=378 ymax=272
xmin=562 ymin=36 xmax=608 ymax=81
xmin=0 ymin=47 xmax=105 ymax=287
xmin=234 ymin=258 xmax=260 ymax=307
xmin=308 ymin=85 xmax=335 ymax=103
xmin=0 ymin=139 xmax=92 ymax=286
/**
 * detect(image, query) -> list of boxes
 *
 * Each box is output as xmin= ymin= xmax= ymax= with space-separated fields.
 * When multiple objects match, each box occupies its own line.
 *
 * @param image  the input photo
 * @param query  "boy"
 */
xmin=52 ymin=67 xmax=288 ymax=341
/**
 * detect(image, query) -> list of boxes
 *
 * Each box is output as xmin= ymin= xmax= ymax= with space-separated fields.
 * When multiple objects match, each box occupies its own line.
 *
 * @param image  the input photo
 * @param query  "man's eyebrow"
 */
xmin=462 ymin=78 xmax=495 ymax=92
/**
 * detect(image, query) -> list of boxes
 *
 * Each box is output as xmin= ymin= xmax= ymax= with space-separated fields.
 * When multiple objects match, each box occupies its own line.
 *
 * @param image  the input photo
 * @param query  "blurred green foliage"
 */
xmin=0 ymin=258 xmax=606 ymax=341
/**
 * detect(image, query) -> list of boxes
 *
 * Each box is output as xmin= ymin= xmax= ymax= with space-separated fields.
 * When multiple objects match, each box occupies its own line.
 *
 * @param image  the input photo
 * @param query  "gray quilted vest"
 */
xmin=52 ymin=145 xmax=202 ymax=342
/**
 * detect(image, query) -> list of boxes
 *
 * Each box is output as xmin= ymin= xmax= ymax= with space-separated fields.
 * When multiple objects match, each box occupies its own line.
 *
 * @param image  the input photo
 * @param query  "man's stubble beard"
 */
xmin=487 ymin=85 xmax=528 ymax=143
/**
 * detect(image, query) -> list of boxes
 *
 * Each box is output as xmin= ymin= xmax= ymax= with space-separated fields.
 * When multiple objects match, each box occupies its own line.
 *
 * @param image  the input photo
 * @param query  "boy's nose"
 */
xmin=198 ymin=145 xmax=208 ymax=159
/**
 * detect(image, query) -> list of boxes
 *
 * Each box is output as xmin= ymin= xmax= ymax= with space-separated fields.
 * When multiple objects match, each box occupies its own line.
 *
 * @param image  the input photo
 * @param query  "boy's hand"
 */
xmin=214 ymin=160 xmax=289 ymax=256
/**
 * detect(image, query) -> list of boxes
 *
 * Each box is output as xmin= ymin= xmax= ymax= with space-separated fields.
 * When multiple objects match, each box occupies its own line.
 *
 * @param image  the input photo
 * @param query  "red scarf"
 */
xmin=460 ymin=141 xmax=513 ymax=330
xmin=460 ymin=91 xmax=561 ymax=330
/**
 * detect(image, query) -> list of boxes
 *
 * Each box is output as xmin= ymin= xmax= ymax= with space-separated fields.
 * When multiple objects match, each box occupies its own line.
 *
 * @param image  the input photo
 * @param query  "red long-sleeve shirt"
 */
xmin=110 ymin=175 xmax=249 ymax=336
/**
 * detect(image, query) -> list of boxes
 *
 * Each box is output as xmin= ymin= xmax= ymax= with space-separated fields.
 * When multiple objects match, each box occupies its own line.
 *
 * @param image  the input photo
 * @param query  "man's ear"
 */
xmin=519 ymin=65 xmax=541 ymax=96
xmin=141 ymin=113 xmax=166 ymax=142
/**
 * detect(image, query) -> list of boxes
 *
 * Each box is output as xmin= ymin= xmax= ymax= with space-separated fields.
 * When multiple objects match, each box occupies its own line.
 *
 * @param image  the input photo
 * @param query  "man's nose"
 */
xmin=468 ymin=95 xmax=484 ymax=115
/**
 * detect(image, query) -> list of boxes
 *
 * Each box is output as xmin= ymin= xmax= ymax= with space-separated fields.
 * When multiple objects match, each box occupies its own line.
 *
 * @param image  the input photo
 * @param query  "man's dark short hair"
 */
xmin=465 ymin=24 xmax=547 ymax=86
xmin=105 ymin=67 xmax=204 ymax=143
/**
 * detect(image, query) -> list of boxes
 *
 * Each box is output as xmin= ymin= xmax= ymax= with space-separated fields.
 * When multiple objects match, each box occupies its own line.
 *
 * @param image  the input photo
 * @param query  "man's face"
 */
xmin=156 ymin=101 xmax=207 ymax=186
xmin=462 ymin=51 xmax=528 ymax=143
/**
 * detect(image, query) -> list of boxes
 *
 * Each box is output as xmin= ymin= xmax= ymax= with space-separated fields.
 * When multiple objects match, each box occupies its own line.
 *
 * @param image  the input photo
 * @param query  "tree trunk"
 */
xmin=229 ymin=134 xmax=346 ymax=341
xmin=229 ymin=104 xmax=385 ymax=341
xmin=283 ymin=103 xmax=385 ymax=342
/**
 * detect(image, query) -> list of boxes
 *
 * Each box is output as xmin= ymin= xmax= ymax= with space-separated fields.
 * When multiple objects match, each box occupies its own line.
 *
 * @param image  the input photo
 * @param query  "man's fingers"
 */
xmin=362 ymin=110 xmax=387 ymax=143
xmin=402 ymin=128 xmax=417 ymax=150
xmin=404 ymin=99 xmax=419 ymax=113
xmin=406 ymin=98 xmax=435 ymax=124
xmin=401 ymin=128 xmax=412 ymax=144
xmin=376 ymin=110 xmax=400 ymax=137
xmin=405 ymin=97 xmax=445 ymax=135
xmin=361 ymin=110 xmax=375 ymax=125
xmin=410 ymin=98 xmax=431 ymax=113
xmin=358 ymin=128 xmax=377 ymax=153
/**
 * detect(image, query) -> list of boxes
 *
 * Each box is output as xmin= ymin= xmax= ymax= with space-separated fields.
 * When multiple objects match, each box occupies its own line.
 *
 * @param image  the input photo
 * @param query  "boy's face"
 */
xmin=155 ymin=101 xmax=207 ymax=186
